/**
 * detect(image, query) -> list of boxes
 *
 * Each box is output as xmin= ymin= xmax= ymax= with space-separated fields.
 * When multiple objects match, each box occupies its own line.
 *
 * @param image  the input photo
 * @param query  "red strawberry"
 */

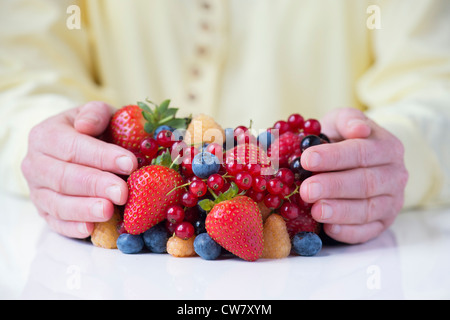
xmin=124 ymin=164 xmax=183 ymax=234
xmin=107 ymin=99 xmax=189 ymax=153
xmin=284 ymin=209 xmax=321 ymax=239
xmin=108 ymin=105 xmax=146 ymax=153
xmin=225 ymin=143 xmax=273 ymax=175
xmin=269 ymin=131 xmax=302 ymax=168
xmin=205 ymin=195 xmax=264 ymax=261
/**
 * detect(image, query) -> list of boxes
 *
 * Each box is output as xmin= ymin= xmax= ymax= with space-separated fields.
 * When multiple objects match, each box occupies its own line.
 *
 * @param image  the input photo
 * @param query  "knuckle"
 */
xmin=362 ymin=168 xmax=376 ymax=197
xmin=365 ymin=197 xmax=377 ymax=224
xmin=355 ymin=140 xmax=369 ymax=168
xmin=80 ymin=172 xmax=99 ymax=196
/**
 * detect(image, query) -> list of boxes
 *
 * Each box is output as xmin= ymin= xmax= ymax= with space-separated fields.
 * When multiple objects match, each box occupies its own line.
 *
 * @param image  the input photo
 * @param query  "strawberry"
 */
xmin=225 ymin=143 xmax=273 ymax=175
xmin=124 ymin=157 xmax=184 ymax=234
xmin=107 ymin=99 xmax=189 ymax=153
xmin=205 ymin=195 xmax=264 ymax=262
xmin=284 ymin=209 xmax=321 ymax=239
xmin=108 ymin=104 xmax=146 ymax=153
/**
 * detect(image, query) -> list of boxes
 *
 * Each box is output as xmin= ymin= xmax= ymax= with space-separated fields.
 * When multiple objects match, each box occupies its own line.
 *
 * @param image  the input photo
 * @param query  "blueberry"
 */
xmin=153 ymin=125 xmax=174 ymax=139
xmin=116 ymin=233 xmax=144 ymax=254
xmin=292 ymin=232 xmax=322 ymax=256
xmin=192 ymin=152 xmax=220 ymax=178
xmin=194 ymin=233 xmax=222 ymax=260
xmin=300 ymin=135 xmax=322 ymax=152
xmin=257 ymin=131 xmax=275 ymax=151
xmin=142 ymin=223 xmax=169 ymax=253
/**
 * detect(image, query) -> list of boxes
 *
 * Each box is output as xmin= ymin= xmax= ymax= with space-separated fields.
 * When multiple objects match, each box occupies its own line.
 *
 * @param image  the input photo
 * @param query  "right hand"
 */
xmin=21 ymin=101 xmax=137 ymax=238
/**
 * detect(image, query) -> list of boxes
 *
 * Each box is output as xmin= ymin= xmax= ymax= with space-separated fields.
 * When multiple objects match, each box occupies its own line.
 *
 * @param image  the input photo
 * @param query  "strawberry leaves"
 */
xmin=198 ymin=182 xmax=240 ymax=212
xmin=138 ymin=99 xmax=189 ymax=135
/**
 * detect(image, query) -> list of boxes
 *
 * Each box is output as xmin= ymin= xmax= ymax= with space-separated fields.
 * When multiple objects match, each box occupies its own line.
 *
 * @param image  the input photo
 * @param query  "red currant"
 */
xmin=189 ymin=180 xmax=207 ymax=197
xmin=275 ymin=168 xmax=295 ymax=186
xmin=170 ymin=140 xmax=188 ymax=158
xmin=267 ymin=178 xmax=284 ymax=195
xmin=140 ymin=137 xmax=159 ymax=159
xmin=165 ymin=220 xmax=178 ymax=234
xmin=225 ymin=161 xmax=245 ymax=175
xmin=234 ymin=125 xmax=249 ymax=138
xmin=166 ymin=205 xmax=185 ymax=224
xmin=287 ymin=113 xmax=304 ymax=132
xmin=134 ymin=152 xmax=151 ymax=169
xmin=181 ymin=191 xmax=198 ymax=207
xmin=303 ymin=119 xmax=321 ymax=136
xmin=205 ymin=143 xmax=223 ymax=158
xmin=175 ymin=221 xmax=195 ymax=240
xmin=246 ymin=189 xmax=265 ymax=202
xmin=273 ymin=120 xmax=291 ymax=135
xmin=156 ymin=130 xmax=175 ymax=148
xmin=246 ymin=163 xmax=262 ymax=176
xmin=207 ymin=173 xmax=225 ymax=191
xmin=252 ymin=175 xmax=267 ymax=192
xmin=235 ymin=171 xmax=253 ymax=190
xmin=279 ymin=202 xmax=300 ymax=220
xmin=181 ymin=157 xmax=194 ymax=177
xmin=264 ymin=193 xmax=282 ymax=209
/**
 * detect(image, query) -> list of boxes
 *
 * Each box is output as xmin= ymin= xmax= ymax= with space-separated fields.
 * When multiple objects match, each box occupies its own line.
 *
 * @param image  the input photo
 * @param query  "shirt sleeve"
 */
xmin=357 ymin=0 xmax=450 ymax=209
xmin=0 ymin=0 xmax=110 ymax=196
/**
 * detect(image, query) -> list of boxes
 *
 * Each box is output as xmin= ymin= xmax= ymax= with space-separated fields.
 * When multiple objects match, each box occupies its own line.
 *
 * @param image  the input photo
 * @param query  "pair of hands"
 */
xmin=21 ymin=102 xmax=408 ymax=244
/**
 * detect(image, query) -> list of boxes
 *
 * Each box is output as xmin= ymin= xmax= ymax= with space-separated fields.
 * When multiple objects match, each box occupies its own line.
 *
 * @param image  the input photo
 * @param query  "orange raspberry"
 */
xmin=91 ymin=207 xmax=122 ymax=249
xmin=261 ymin=213 xmax=291 ymax=259
xmin=167 ymin=235 xmax=196 ymax=257
xmin=185 ymin=114 xmax=225 ymax=146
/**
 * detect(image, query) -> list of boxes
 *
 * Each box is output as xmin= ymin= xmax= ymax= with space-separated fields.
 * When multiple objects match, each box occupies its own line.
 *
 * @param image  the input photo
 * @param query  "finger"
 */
xmin=320 ymin=108 xmax=372 ymax=142
xmin=301 ymin=135 xmax=397 ymax=172
xmin=33 ymin=119 xmax=137 ymax=175
xmin=310 ymin=196 xmax=397 ymax=225
xmin=50 ymin=131 xmax=137 ymax=175
xmin=300 ymin=165 xmax=403 ymax=202
xmin=29 ymin=154 xmax=128 ymax=205
xmin=322 ymin=221 xmax=387 ymax=244
xmin=31 ymin=187 xmax=115 ymax=222
xmin=334 ymin=108 xmax=372 ymax=140
xmin=37 ymin=209 xmax=94 ymax=239
xmin=74 ymin=101 xmax=114 ymax=136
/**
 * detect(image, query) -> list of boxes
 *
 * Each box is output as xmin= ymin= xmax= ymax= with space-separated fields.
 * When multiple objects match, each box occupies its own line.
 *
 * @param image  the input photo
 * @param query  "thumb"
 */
xmin=332 ymin=107 xmax=372 ymax=140
xmin=74 ymin=101 xmax=114 ymax=136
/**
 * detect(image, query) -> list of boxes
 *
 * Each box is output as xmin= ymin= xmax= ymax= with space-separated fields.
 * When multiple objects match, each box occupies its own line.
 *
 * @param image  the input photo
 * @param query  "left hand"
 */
xmin=300 ymin=108 xmax=409 ymax=244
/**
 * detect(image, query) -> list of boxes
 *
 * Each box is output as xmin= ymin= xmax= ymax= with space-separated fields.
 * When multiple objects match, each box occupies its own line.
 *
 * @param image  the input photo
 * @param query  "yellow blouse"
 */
xmin=1 ymin=0 xmax=449 ymax=209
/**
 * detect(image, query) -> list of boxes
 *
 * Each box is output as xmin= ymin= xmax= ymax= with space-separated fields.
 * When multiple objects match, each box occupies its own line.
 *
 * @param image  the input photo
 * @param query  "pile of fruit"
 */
xmin=90 ymin=99 xmax=328 ymax=261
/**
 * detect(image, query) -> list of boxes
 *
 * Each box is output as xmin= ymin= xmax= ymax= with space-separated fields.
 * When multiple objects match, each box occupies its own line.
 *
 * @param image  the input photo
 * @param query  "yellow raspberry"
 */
xmin=261 ymin=214 xmax=291 ymax=259
xmin=257 ymin=201 xmax=272 ymax=222
xmin=185 ymin=114 xmax=225 ymax=146
xmin=167 ymin=235 xmax=196 ymax=257
xmin=91 ymin=207 xmax=122 ymax=249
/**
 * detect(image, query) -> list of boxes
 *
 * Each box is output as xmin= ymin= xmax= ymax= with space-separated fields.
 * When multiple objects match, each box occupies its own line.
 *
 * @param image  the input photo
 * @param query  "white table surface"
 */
xmin=1 ymin=191 xmax=449 ymax=300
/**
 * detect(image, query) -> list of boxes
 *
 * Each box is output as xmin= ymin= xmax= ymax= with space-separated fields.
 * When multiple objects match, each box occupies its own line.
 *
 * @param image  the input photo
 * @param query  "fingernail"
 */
xmin=116 ymin=156 xmax=133 ymax=174
xmin=91 ymin=201 xmax=104 ymax=219
xmin=330 ymin=224 xmax=341 ymax=234
xmin=77 ymin=222 xmax=89 ymax=235
xmin=308 ymin=182 xmax=322 ymax=200
xmin=347 ymin=119 xmax=366 ymax=130
xmin=306 ymin=151 xmax=321 ymax=169
xmin=321 ymin=203 xmax=333 ymax=220
xmin=106 ymin=185 xmax=122 ymax=204
xmin=80 ymin=114 xmax=100 ymax=126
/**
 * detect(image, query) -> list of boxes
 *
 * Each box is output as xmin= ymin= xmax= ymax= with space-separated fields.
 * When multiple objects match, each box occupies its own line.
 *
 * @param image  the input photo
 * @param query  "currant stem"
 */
xmin=285 ymin=184 xmax=300 ymax=200
xmin=208 ymin=187 xmax=219 ymax=200
xmin=166 ymin=182 xmax=190 ymax=195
